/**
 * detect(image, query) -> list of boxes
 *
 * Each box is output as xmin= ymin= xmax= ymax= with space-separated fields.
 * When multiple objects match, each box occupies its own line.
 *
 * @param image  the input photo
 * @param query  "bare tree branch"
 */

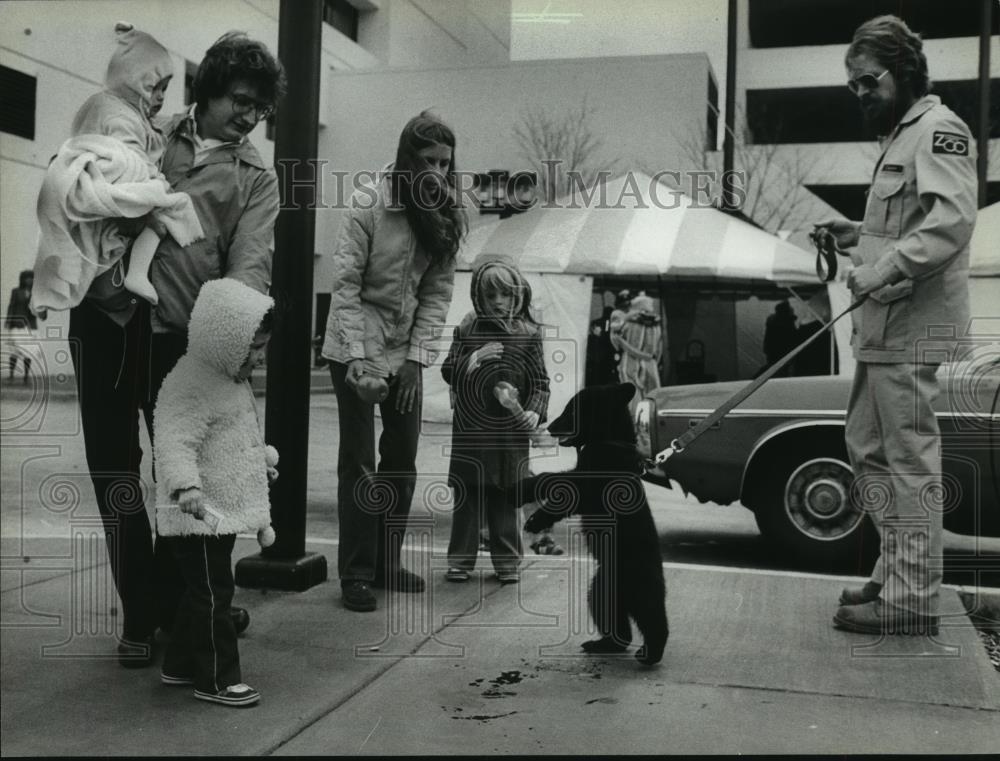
xmin=513 ymin=98 xmax=621 ymax=203
xmin=670 ymin=104 xmax=829 ymax=234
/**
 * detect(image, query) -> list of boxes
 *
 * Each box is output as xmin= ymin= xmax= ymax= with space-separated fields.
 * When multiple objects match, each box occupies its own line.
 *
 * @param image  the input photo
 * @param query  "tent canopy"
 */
xmin=459 ymin=172 xmax=819 ymax=284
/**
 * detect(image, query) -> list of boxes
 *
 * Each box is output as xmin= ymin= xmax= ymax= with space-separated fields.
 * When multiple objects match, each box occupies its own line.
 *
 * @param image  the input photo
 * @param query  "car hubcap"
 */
xmin=785 ymin=458 xmax=860 ymax=540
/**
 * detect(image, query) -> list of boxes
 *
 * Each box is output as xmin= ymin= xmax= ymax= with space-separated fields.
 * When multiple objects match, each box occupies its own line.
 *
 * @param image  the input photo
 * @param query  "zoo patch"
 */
xmin=931 ymin=131 xmax=969 ymax=156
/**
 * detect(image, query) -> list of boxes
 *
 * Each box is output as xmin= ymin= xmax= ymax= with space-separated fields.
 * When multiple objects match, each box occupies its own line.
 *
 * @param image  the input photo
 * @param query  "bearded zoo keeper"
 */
xmin=813 ymin=15 xmax=978 ymax=636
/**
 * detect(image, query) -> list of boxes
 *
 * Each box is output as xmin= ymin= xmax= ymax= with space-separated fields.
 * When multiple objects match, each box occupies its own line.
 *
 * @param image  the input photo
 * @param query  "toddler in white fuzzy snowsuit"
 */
xmin=30 ymin=22 xmax=203 ymax=314
xmin=153 ymin=277 xmax=276 ymax=707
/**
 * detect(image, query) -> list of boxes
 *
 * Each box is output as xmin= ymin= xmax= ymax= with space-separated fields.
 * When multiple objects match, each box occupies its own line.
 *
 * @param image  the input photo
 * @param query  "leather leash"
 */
xmin=649 ymin=295 xmax=866 ymax=467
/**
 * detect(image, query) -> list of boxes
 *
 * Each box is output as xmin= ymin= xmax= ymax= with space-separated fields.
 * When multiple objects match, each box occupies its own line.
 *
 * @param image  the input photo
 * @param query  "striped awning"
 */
xmin=459 ymin=172 xmax=819 ymax=284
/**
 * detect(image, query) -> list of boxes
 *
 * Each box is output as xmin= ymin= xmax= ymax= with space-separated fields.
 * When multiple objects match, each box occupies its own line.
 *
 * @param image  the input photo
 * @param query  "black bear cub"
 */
xmin=520 ymin=382 xmax=668 ymax=665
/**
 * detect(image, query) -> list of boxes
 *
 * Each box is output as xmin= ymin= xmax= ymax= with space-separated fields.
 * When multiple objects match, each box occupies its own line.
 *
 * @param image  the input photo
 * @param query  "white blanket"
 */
xmin=31 ymin=134 xmax=204 ymax=312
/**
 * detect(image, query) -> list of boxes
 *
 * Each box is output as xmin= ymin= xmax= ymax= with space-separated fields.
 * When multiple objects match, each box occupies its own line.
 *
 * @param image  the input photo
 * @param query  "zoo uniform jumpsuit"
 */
xmin=845 ymin=95 xmax=977 ymax=621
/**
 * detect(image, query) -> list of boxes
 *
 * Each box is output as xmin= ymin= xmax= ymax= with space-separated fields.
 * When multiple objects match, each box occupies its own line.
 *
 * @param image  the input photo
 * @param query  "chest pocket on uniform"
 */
xmin=863 ymin=174 xmax=905 ymax=239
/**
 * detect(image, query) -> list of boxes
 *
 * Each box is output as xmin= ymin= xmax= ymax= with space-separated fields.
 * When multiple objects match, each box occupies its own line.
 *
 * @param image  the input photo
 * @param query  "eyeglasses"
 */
xmin=227 ymin=91 xmax=274 ymax=121
xmin=847 ymin=69 xmax=889 ymax=94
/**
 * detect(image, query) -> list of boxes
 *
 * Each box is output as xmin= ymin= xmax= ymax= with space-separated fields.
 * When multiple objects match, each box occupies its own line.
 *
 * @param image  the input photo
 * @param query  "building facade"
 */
xmin=0 ymin=0 xmax=510 ymax=369
xmin=738 ymin=0 xmax=999 ymax=221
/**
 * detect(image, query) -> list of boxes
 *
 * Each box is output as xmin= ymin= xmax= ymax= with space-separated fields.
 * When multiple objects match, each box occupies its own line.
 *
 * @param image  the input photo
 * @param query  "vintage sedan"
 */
xmin=634 ymin=357 xmax=999 ymax=566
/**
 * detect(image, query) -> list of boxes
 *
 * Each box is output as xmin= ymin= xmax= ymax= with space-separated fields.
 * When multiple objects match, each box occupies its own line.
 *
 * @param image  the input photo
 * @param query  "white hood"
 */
xmin=187 ymin=278 xmax=274 ymax=379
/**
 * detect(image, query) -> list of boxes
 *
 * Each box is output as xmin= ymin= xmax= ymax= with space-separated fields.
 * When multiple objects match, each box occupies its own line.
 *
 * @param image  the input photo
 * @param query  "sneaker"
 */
xmin=445 ymin=567 xmax=470 ymax=582
xmin=530 ymin=535 xmax=564 ymax=556
xmin=373 ymin=567 xmax=426 ymax=593
xmin=341 ymin=581 xmax=377 ymax=612
xmin=497 ymin=572 xmax=520 ymax=585
xmin=838 ymin=581 xmax=882 ymax=606
xmin=160 ymin=671 xmax=194 ymax=686
xmin=194 ymin=683 xmax=260 ymax=707
xmin=117 ymin=636 xmax=155 ymax=669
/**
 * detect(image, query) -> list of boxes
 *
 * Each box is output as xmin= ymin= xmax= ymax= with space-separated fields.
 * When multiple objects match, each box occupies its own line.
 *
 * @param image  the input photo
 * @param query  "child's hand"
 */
xmin=517 ymin=410 xmax=540 ymax=431
xmin=468 ymin=342 xmax=503 ymax=372
xmin=493 ymin=381 xmax=521 ymax=410
xmin=267 ymin=465 xmax=279 ymax=484
xmin=177 ymin=487 xmax=205 ymax=519
xmin=529 ymin=426 xmax=558 ymax=448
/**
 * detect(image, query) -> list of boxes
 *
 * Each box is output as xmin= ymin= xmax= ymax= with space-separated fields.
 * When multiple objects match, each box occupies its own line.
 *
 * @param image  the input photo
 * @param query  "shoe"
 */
xmin=341 ymin=580 xmax=376 ymax=611
xmin=530 ymin=535 xmax=564 ymax=556
xmin=230 ymin=607 xmax=250 ymax=635
xmin=838 ymin=581 xmax=882 ymax=606
xmin=117 ymin=636 xmax=155 ymax=669
xmin=832 ymin=599 xmax=939 ymax=636
xmin=445 ymin=567 xmax=469 ymax=583
xmin=194 ymin=683 xmax=259 ymax=707
xmin=160 ymin=671 xmax=194 ymax=686
xmin=497 ymin=572 xmax=520 ymax=585
xmin=373 ymin=567 xmax=426 ymax=593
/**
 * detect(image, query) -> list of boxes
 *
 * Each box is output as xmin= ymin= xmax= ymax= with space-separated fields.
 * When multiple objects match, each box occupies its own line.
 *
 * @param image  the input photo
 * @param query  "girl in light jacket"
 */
xmin=321 ymin=112 xmax=467 ymax=612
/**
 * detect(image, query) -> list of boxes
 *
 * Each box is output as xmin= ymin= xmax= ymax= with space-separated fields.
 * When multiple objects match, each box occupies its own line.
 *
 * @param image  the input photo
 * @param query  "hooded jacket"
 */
xmin=71 ymin=22 xmax=174 ymax=168
xmin=30 ymin=24 xmax=203 ymax=314
xmin=441 ymin=256 xmax=550 ymax=489
xmin=154 ymin=278 xmax=275 ymax=539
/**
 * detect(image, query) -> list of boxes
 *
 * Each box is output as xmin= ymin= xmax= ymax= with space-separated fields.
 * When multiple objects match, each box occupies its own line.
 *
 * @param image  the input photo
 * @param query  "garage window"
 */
xmin=1 ymin=65 xmax=36 ymax=140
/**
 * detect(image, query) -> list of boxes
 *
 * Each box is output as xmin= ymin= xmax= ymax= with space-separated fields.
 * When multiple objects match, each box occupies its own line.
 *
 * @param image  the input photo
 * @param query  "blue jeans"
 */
xmin=330 ymin=362 xmax=421 ymax=582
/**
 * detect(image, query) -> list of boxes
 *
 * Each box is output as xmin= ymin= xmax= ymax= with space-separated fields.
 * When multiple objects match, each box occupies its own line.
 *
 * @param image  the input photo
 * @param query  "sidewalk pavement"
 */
xmin=0 ymin=365 xmax=334 ymax=400
xmin=2 ymin=534 xmax=999 ymax=756
xmin=2 ymin=380 xmax=999 ymax=755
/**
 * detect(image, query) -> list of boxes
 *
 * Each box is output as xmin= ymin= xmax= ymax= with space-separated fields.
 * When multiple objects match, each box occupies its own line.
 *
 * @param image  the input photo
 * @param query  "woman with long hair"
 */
xmin=321 ymin=111 xmax=467 ymax=612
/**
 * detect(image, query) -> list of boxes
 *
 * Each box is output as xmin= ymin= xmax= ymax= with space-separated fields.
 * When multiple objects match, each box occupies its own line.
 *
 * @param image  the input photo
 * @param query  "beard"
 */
xmin=860 ymin=98 xmax=894 ymax=136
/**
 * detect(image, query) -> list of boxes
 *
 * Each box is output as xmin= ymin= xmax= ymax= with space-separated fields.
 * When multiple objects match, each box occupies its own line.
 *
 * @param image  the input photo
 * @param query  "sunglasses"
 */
xmin=847 ymin=69 xmax=889 ymax=94
xmin=227 ymin=91 xmax=274 ymax=121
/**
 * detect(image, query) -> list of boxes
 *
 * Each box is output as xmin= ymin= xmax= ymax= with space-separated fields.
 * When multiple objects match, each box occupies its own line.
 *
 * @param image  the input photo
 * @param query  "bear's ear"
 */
xmin=617 ymin=382 xmax=637 ymax=401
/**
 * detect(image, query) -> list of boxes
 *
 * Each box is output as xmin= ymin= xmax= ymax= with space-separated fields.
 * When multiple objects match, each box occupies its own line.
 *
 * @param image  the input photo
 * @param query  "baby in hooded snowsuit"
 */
xmin=31 ymin=22 xmax=203 ymax=314
xmin=153 ymin=278 xmax=276 ymax=708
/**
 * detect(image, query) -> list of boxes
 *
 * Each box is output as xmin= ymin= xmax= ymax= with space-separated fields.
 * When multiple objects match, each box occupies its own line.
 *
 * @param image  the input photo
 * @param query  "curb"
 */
xmin=0 ymin=367 xmax=336 ymax=400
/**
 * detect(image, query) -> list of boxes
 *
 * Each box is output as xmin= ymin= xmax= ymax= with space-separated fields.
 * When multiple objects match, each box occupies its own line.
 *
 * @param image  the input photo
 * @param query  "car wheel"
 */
xmin=754 ymin=452 xmax=877 ymax=568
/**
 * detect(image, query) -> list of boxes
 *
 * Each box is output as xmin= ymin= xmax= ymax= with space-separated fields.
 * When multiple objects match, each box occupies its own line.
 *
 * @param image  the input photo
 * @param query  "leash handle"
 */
xmin=810 ymin=228 xmax=843 ymax=283
xmin=650 ymin=296 xmax=866 ymax=466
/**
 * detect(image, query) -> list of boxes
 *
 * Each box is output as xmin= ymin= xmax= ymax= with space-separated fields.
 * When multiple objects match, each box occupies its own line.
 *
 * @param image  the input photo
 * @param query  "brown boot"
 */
xmin=833 ymin=599 xmax=939 ymax=635
xmin=838 ymin=581 xmax=882 ymax=606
